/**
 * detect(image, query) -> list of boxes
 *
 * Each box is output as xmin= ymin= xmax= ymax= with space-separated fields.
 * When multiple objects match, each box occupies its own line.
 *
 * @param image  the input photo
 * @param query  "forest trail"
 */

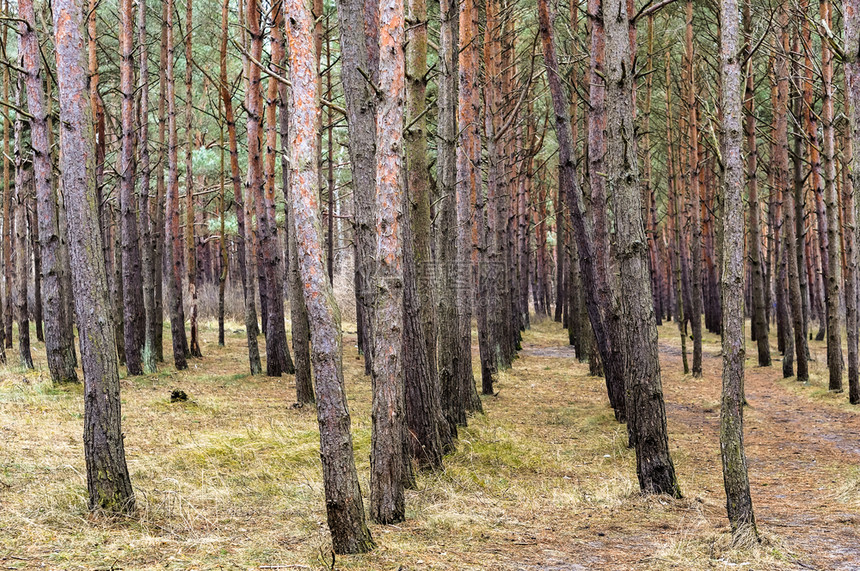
xmin=514 ymin=322 xmax=860 ymax=570
xmin=1 ymin=319 xmax=858 ymax=570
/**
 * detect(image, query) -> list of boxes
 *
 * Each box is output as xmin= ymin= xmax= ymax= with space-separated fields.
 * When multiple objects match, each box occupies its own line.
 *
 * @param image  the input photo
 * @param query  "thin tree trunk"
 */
xmin=667 ymin=57 xmax=689 ymax=374
xmin=257 ymin=0 xmax=292 ymax=376
xmin=53 ymin=0 xmax=135 ymax=512
xmin=185 ymin=0 xmax=201 ymax=359
xmin=219 ymin=0 xmax=261 ymax=374
xmin=154 ymin=0 xmax=167 ymax=363
xmin=2 ymin=34 xmax=11 ymax=350
xmin=12 ymin=71 xmax=32 ymax=370
xmin=820 ymin=0 xmax=843 ymax=392
xmin=138 ymin=0 xmax=156 ymax=372
xmin=719 ymin=0 xmax=758 ymax=539
xmin=686 ymin=0 xmax=704 ymax=377
xmin=844 ymin=0 xmax=860 ymax=404
xmin=119 ymin=0 xmax=144 ymax=375
xmin=165 ymin=0 xmax=188 ymax=370
xmin=285 ymin=0 xmax=375 ymax=551
xmin=744 ymin=0 xmax=769 ymax=367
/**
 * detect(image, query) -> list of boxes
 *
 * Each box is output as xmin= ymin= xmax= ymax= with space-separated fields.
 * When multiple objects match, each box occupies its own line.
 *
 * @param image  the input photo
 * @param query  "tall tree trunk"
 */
xmin=12 ymin=72 xmax=32 ymax=370
xmin=138 ymin=0 xmax=157 ymax=372
xmin=153 ymin=0 xmax=168 ymax=363
xmin=457 ymin=0 xmax=482 ymax=416
xmin=404 ymin=0 xmax=447 ymax=467
xmin=719 ymin=0 xmax=757 ymax=539
xmin=219 ymin=0 xmax=261 ymax=375
xmin=586 ymin=0 xmax=626 ymax=420
xmin=165 ymin=0 xmax=188 ymax=370
xmin=844 ymin=0 xmax=860 ymax=404
xmin=185 ymin=0 xmax=201 ymax=359
xmin=436 ymin=0 xmax=462 ymax=442
xmin=369 ymin=0 xmax=408 ymax=523
xmin=744 ymin=0 xmax=769 ymax=367
xmin=2 ymin=37 xmax=11 ymax=350
xmin=667 ymin=57 xmax=689 ymax=374
xmin=19 ymin=0 xmax=77 ymax=382
xmin=53 ymin=0 xmax=135 ymax=512
xmin=257 ymin=0 xmax=292 ymax=376
xmin=335 ymin=0 xmax=376 ymax=378
xmin=820 ymin=0 xmax=843 ymax=392
xmin=603 ymin=0 xmax=680 ymax=497
xmin=685 ymin=0 xmax=704 ymax=377
xmin=119 ymin=0 xmax=144 ymax=375
xmin=285 ymin=0 xmax=375 ymax=551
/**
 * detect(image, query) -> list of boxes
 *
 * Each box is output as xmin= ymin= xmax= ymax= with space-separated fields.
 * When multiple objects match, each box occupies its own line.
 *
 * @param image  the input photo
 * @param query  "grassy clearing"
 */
xmin=0 ymin=318 xmax=853 ymax=569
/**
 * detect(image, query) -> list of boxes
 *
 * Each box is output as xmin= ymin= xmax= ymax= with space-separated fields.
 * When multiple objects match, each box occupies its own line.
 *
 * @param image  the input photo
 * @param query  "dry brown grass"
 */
xmin=0 ymin=315 xmax=855 ymax=569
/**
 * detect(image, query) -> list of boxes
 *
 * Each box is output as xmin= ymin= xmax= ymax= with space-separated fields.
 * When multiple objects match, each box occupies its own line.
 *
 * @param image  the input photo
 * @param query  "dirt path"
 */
xmin=514 ymin=326 xmax=860 ymax=570
xmin=656 ymin=334 xmax=860 ymax=570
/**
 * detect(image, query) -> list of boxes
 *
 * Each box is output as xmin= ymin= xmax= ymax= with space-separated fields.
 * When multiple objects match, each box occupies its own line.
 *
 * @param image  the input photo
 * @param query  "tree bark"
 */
xmin=844 ymin=0 xmax=860 ymax=404
xmin=219 ymin=0 xmax=261 ymax=375
xmin=603 ymin=0 xmax=680 ymax=497
xmin=456 ymin=0 xmax=483 ymax=416
xmin=744 ymin=0 xmax=769 ymax=367
xmin=335 ymin=0 xmax=376 ymax=378
xmin=12 ymin=71 xmax=32 ymax=370
xmin=820 ymin=0 xmax=843 ymax=392
xmin=719 ymin=0 xmax=758 ymax=539
xmin=436 ymin=0 xmax=463 ymax=441
xmin=119 ymin=0 xmax=144 ymax=375
xmin=285 ymin=0 xmax=374 ymax=551
xmin=19 ymin=0 xmax=77 ymax=382
xmin=165 ymin=0 xmax=188 ymax=370
xmin=138 ymin=0 xmax=157 ymax=372
xmin=53 ymin=0 xmax=135 ymax=512
xmin=685 ymin=0 xmax=704 ymax=377
xmin=369 ymin=0 xmax=408 ymax=523
xmin=185 ymin=0 xmax=201 ymax=359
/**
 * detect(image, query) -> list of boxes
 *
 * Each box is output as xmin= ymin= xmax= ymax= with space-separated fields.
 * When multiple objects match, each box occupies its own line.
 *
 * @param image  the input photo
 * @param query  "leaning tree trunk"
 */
xmin=285 ymin=0 xmax=375 ymax=552
xmin=719 ymin=0 xmax=758 ymax=540
xmin=603 ymin=0 xmax=680 ymax=497
xmin=53 ymin=0 xmax=135 ymax=513
xmin=19 ymin=0 xmax=77 ymax=382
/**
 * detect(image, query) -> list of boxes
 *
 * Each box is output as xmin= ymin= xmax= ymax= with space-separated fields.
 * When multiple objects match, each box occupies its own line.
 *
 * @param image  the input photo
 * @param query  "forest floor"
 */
xmin=0 ymin=315 xmax=858 ymax=570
